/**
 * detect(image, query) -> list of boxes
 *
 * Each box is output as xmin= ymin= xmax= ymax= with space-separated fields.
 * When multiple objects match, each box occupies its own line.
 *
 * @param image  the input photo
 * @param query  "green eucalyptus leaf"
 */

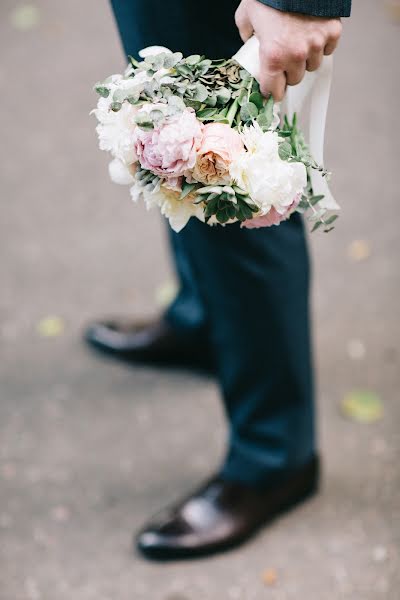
xmin=149 ymin=109 xmax=164 ymax=122
xmin=256 ymin=113 xmax=270 ymax=131
xmin=324 ymin=214 xmax=338 ymax=225
xmin=94 ymin=85 xmax=110 ymax=98
xmin=216 ymin=87 xmax=231 ymax=104
xmin=184 ymin=99 xmax=202 ymax=110
xmin=193 ymin=83 xmax=208 ymax=102
xmin=278 ymin=141 xmax=292 ymax=161
xmin=240 ymin=102 xmax=259 ymax=122
xmin=180 ymin=181 xmax=199 ymax=200
xmin=297 ymin=199 xmax=310 ymax=210
xmin=309 ymin=195 xmax=325 ymax=206
xmin=197 ymin=107 xmax=218 ymax=120
xmin=138 ymin=123 xmax=154 ymax=131
xmin=113 ymin=88 xmax=129 ymax=102
xmin=186 ymin=54 xmax=201 ymax=65
xmin=176 ymin=64 xmax=193 ymax=77
xmin=311 ymin=220 xmax=323 ymax=232
xmin=196 ymin=59 xmax=212 ymax=76
xmin=209 ymin=115 xmax=229 ymax=123
xmin=110 ymin=101 xmax=122 ymax=112
xmin=172 ymin=52 xmax=183 ymax=63
xmin=237 ymin=89 xmax=248 ymax=106
xmin=168 ymin=95 xmax=186 ymax=111
xmin=263 ymin=95 xmax=274 ymax=125
xmin=163 ymin=54 xmax=175 ymax=69
xmin=198 ymin=59 xmax=212 ymax=68
xmin=204 ymin=94 xmax=217 ymax=107
xmin=239 ymin=69 xmax=251 ymax=84
xmin=249 ymin=92 xmax=264 ymax=110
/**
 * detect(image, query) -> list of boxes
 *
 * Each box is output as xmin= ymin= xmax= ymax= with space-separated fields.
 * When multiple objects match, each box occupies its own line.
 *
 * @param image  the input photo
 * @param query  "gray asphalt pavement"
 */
xmin=1 ymin=1 xmax=399 ymax=599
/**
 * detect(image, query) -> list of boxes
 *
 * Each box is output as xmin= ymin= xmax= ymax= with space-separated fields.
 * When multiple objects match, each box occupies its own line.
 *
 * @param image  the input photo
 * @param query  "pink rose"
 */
xmin=192 ymin=123 xmax=244 ymax=185
xmin=134 ymin=108 xmax=203 ymax=187
xmin=242 ymin=194 xmax=301 ymax=229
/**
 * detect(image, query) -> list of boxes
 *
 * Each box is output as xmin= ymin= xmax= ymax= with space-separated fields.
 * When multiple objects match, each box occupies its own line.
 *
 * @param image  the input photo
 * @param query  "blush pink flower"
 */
xmin=133 ymin=108 xmax=203 ymax=187
xmin=192 ymin=123 xmax=244 ymax=185
xmin=242 ymin=193 xmax=301 ymax=229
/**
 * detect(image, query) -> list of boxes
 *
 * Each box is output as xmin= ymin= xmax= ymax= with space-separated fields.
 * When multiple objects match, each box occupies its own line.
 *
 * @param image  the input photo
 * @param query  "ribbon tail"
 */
xmin=233 ymin=36 xmax=339 ymax=211
xmin=308 ymin=55 xmax=339 ymax=210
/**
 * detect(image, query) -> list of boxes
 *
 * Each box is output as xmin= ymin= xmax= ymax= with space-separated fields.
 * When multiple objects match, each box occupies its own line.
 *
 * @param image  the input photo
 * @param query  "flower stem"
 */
xmin=247 ymin=77 xmax=254 ymax=102
xmin=227 ymin=99 xmax=239 ymax=127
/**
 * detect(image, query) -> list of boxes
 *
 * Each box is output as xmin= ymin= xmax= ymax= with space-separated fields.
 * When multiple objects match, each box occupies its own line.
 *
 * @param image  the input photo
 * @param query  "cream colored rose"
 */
xmin=192 ymin=123 xmax=244 ymax=185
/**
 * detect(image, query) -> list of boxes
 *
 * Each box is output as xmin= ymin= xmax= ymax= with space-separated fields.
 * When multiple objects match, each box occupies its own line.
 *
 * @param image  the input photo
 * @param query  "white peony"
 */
xmin=230 ymin=124 xmax=307 ymax=215
xmin=92 ymin=71 xmax=149 ymax=165
xmin=94 ymin=100 xmax=138 ymax=164
xmin=108 ymin=158 xmax=136 ymax=185
xmin=130 ymin=184 xmax=204 ymax=232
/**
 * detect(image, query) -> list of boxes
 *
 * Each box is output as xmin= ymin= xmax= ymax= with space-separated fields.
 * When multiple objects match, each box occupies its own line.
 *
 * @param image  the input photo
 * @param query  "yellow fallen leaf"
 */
xmin=155 ymin=280 xmax=178 ymax=308
xmin=341 ymin=391 xmax=383 ymax=423
xmin=262 ymin=568 xmax=277 ymax=586
xmin=36 ymin=316 xmax=64 ymax=338
xmin=347 ymin=240 xmax=371 ymax=262
xmin=10 ymin=4 xmax=40 ymax=31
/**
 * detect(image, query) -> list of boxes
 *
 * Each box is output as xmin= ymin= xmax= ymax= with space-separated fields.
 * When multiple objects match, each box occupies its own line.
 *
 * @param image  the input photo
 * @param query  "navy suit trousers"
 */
xmin=110 ymin=0 xmax=315 ymax=485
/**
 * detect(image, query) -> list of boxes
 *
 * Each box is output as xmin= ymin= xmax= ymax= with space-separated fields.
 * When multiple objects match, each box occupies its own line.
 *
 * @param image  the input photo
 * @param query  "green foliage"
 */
xmin=278 ymin=141 xmax=292 ymax=161
xmin=249 ymin=92 xmax=264 ymax=110
xmin=94 ymin=84 xmax=110 ymax=98
xmin=195 ymin=184 xmax=258 ymax=225
xmin=110 ymin=101 xmax=122 ymax=112
xmin=240 ymin=102 xmax=258 ymax=122
xmin=180 ymin=181 xmax=200 ymax=200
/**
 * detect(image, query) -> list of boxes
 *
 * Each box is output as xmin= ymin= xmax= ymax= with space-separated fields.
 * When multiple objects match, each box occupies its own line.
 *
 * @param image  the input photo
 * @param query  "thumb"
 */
xmin=235 ymin=4 xmax=253 ymax=43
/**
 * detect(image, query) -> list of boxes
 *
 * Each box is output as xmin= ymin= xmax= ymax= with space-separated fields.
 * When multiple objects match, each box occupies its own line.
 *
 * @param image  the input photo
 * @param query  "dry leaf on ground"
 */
xmin=341 ymin=390 xmax=383 ymax=423
xmin=36 ymin=316 xmax=65 ymax=337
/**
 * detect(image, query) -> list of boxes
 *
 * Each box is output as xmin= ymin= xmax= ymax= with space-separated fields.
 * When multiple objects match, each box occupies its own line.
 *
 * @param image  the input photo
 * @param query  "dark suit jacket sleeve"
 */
xmin=257 ymin=1 xmax=351 ymax=17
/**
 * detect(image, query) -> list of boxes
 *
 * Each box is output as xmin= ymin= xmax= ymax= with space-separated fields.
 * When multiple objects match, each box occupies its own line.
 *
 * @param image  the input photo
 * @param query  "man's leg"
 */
xmin=174 ymin=215 xmax=315 ymax=484
xmin=137 ymin=216 xmax=317 ymax=559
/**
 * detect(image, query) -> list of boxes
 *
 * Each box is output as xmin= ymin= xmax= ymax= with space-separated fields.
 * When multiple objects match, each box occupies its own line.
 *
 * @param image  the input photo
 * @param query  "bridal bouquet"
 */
xmin=92 ymin=47 xmax=337 ymax=233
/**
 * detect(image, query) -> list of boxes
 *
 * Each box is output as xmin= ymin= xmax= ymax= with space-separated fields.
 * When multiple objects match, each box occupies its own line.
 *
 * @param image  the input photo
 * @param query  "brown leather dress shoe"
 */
xmin=84 ymin=317 xmax=214 ymax=372
xmin=136 ymin=456 xmax=319 ymax=560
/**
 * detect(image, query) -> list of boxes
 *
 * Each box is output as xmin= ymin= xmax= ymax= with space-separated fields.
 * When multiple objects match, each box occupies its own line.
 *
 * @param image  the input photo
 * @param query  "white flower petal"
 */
xmin=139 ymin=46 xmax=172 ymax=58
xmin=130 ymin=184 xmax=143 ymax=203
xmin=230 ymin=125 xmax=307 ymax=214
xmin=108 ymin=159 xmax=135 ymax=185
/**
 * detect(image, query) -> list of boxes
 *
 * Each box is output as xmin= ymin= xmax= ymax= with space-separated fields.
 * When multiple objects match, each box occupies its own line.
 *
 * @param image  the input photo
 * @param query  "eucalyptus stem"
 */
xmin=227 ymin=99 xmax=239 ymax=127
xmin=247 ymin=77 xmax=254 ymax=102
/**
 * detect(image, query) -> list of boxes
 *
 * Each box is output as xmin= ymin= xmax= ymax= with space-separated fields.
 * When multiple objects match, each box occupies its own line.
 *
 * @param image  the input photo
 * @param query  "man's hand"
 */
xmin=235 ymin=0 xmax=343 ymax=100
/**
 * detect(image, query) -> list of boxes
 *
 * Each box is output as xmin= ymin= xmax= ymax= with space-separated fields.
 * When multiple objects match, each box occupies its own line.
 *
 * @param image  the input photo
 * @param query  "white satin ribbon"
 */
xmin=233 ymin=36 xmax=338 ymax=210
